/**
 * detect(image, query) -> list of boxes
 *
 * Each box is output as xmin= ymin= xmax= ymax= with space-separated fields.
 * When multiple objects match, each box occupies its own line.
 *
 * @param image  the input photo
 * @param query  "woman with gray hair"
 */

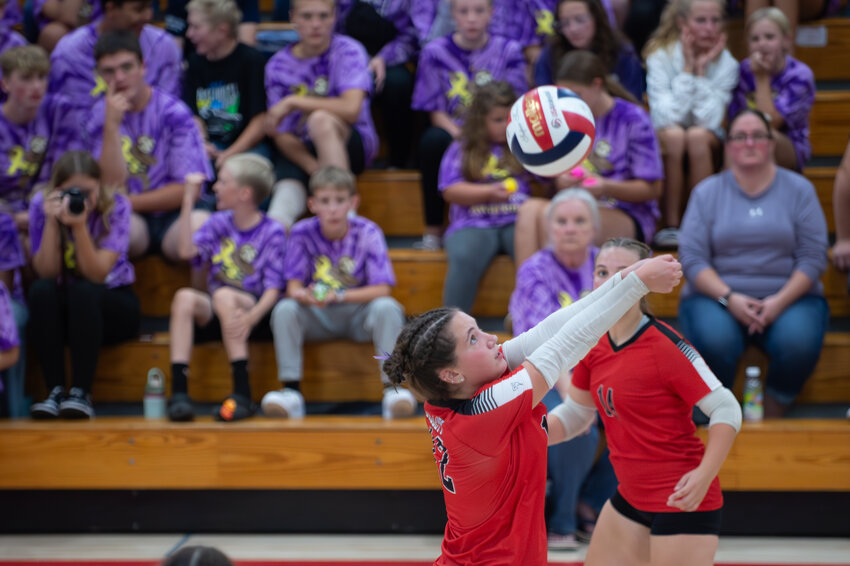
xmin=508 ymin=188 xmax=617 ymax=549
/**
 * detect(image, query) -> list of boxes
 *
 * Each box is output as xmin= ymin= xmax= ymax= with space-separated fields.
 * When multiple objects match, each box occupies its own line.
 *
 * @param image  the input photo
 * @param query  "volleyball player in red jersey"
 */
xmin=566 ymin=238 xmax=741 ymax=566
xmin=383 ymin=252 xmax=683 ymax=565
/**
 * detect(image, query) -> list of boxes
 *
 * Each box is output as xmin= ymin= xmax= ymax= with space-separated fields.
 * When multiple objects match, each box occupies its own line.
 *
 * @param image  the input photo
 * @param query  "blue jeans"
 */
xmin=678 ymin=294 xmax=829 ymax=405
xmin=443 ymin=225 xmax=515 ymax=313
xmin=2 ymin=299 xmax=29 ymax=418
xmin=543 ymin=389 xmax=618 ymax=535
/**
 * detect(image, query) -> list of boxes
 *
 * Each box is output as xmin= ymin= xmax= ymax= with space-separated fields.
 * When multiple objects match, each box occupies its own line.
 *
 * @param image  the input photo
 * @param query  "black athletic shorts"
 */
xmin=610 ymin=489 xmax=722 ymax=536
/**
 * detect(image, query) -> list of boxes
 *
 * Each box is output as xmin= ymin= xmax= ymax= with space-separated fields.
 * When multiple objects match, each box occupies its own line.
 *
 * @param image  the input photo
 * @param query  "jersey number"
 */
xmin=431 ymin=436 xmax=456 ymax=494
xmin=597 ymin=385 xmax=618 ymax=419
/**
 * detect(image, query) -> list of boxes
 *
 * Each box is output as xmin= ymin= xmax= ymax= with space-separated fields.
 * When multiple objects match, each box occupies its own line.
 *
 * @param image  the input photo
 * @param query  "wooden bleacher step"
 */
xmin=0 ymin=416 xmax=847 ymax=492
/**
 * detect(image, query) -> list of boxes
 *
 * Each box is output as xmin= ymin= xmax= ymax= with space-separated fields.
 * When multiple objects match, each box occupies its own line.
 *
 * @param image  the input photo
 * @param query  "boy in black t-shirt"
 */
xmin=182 ymin=0 xmax=268 ymax=177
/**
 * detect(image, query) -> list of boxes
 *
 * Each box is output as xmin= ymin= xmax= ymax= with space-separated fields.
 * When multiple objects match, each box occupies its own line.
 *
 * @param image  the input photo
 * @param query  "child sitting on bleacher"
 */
xmin=28 ymin=150 xmax=140 ymax=420
xmin=263 ymin=0 xmax=377 ymax=230
xmin=728 ymin=7 xmax=815 ymax=171
xmin=167 ymin=154 xmax=286 ymax=422
xmin=439 ymin=81 xmax=532 ymax=313
xmin=86 ymin=30 xmax=213 ymax=260
xmin=0 ymin=212 xmax=27 ymax=418
xmin=644 ymin=0 xmax=738 ymax=249
xmin=264 ymin=165 xmax=413 ymax=420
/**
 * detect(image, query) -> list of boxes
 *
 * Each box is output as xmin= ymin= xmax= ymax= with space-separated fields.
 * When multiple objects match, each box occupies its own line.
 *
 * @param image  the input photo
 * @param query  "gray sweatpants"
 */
xmin=270 ymin=296 xmax=405 ymax=384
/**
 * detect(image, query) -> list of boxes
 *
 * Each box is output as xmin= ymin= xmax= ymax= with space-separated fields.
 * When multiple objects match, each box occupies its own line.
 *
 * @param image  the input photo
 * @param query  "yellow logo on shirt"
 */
xmin=6 ymin=146 xmax=39 ymax=176
xmin=447 ymin=72 xmax=472 ymax=106
xmin=558 ymin=291 xmax=574 ymax=308
xmin=536 ymin=10 xmax=555 ymax=36
xmin=482 ymin=153 xmax=510 ymax=180
xmin=312 ymin=255 xmax=357 ymax=290
xmin=64 ymin=240 xmax=76 ymax=270
xmin=90 ymin=74 xmax=108 ymax=97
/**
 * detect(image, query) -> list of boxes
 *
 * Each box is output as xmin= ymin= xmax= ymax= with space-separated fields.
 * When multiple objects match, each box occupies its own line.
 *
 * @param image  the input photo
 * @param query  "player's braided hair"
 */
xmin=384 ymin=307 xmax=459 ymax=402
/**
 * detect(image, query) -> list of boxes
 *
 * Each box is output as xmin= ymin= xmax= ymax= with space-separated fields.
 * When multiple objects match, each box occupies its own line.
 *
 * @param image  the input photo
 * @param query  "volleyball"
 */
xmin=506 ymin=86 xmax=596 ymax=177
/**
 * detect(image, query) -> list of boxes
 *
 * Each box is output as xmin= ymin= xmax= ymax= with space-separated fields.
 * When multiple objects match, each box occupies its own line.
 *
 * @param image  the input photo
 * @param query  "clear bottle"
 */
xmin=144 ymin=367 xmax=167 ymax=419
xmin=742 ymin=366 xmax=763 ymax=422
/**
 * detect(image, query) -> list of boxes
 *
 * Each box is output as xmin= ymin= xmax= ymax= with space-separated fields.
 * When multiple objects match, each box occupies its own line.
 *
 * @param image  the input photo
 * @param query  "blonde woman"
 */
xmin=644 ymin=0 xmax=738 ymax=248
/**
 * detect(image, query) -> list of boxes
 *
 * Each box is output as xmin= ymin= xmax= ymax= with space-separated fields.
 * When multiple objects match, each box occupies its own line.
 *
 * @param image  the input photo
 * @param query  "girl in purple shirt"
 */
xmin=411 ymin=0 xmax=528 ymax=251
xmin=440 ymin=81 xmax=531 ymax=313
xmin=728 ymin=7 xmax=814 ymax=171
xmin=516 ymin=50 xmax=663 ymax=266
xmin=28 ymin=150 xmax=140 ymax=420
xmin=264 ymin=0 xmax=376 ymax=230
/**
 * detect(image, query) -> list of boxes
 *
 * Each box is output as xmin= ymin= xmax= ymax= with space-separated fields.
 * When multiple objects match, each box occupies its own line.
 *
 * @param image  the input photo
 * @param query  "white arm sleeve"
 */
xmin=549 ymin=396 xmax=597 ymax=442
xmin=502 ymin=270 xmax=637 ymax=371
xmin=526 ymin=272 xmax=649 ymax=387
xmin=696 ymin=387 xmax=742 ymax=432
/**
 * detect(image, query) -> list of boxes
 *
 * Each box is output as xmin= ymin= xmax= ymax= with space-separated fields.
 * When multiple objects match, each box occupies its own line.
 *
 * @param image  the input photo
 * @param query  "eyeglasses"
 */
xmin=728 ymin=132 xmax=772 ymax=144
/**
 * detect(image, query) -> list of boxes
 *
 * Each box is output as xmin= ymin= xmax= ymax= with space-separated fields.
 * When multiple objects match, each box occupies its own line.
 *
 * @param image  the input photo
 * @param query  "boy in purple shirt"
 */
xmin=28 ymin=150 xmax=140 ymax=420
xmin=0 ymin=212 xmax=26 ymax=418
xmin=265 ymin=166 xmax=413 ymax=420
xmin=48 ymin=0 xmax=182 ymax=117
xmin=87 ymin=31 xmax=213 ymax=260
xmin=166 ymin=154 xmax=286 ymax=422
xmin=411 ymin=0 xmax=527 ymax=250
xmin=263 ymin=0 xmax=377 ymax=230
xmin=1 ymin=46 xmax=83 ymax=229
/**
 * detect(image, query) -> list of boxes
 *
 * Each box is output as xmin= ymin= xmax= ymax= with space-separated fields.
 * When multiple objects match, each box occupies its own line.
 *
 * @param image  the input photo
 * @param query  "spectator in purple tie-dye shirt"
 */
xmin=34 ymin=0 xmax=103 ymax=52
xmin=88 ymin=31 xmax=213 ymax=260
xmin=516 ymin=51 xmax=662 ymax=265
xmin=1 ymin=46 xmax=84 ymax=231
xmin=0 ymin=280 xmax=19 ymax=373
xmin=48 ymin=0 xmax=182 ymax=116
xmin=266 ymin=166 xmax=412 ymax=421
xmin=167 ymin=154 xmax=286 ymax=422
xmin=411 ymin=0 xmax=527 ymax=251
xmin=0 ymin=17 xmax=27 ymax=104
xmin=439 ymin=82 xmax=531 ymax=314
xmin=728 ymin=7 xmax=814 ymax=171
xmin=0 ymin=213 xmax=25 ymax=417
xmin=263 ymin=0 xmax=377 ymax=230
xmin=28 ymin=150 xmax=140 ymax=420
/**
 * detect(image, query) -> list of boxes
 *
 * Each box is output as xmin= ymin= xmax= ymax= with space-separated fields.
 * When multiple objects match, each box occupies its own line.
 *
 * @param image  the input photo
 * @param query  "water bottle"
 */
xmin=742 ymin=366 xmax=763 ymax=422
xmin=144 ymin=367 xmax=167 ymax=419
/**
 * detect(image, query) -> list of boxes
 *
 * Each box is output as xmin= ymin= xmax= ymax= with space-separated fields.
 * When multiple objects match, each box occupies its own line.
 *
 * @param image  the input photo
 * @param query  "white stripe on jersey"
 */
xmin=466 ymin=368 xmax=533 ymax=415
xmin=674 ymin=336 xmax=722 ymax=391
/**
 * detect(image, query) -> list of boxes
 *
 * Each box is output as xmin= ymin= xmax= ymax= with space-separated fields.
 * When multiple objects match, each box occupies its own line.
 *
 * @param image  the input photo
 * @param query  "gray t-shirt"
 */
xmin=679 ymin=167 xmax=827 ymax=299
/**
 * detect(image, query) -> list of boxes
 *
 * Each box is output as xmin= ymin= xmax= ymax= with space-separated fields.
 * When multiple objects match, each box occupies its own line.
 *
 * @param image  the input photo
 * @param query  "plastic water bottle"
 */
xmin=144 ymin=368 xmax=167 ymax=419
xmin=742 ymin=366 xmax=763 ymax=422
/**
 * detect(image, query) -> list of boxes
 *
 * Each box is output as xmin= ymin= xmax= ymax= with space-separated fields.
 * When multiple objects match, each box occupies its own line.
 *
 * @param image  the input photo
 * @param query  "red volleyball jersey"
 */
xmin=424 ymin=363 xmax=549 ymax=565
xmin=572 ymin=317 xmax=724 ymax=512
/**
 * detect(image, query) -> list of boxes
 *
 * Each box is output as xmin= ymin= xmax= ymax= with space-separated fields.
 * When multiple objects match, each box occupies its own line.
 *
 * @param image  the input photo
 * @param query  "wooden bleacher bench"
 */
xmin=0 ymin=415 xmax=847 ymax=492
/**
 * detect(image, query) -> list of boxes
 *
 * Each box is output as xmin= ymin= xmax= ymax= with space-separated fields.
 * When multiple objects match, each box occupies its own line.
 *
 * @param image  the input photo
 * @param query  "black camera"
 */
xmin=61 ymin=187 xmax=86 ymax=215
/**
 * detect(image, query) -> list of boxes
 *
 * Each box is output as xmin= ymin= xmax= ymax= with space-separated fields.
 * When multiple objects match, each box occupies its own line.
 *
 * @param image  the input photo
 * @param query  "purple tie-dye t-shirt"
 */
xmin=32 ymin=0 xmax=101 ymax=31
xmin=191 ymin=211 xmax=287 ymax=298
xmin=29 ymin=191 xmax=135 ymax=288
xmin=0 ymin=212 xmax=25 ymax=303
xmin=412 ymin=34 xmax=528 ymax=126
xmin=0 ymin=29 xmax=28 ymax=104
xmin=0 ymin=280 xmax=19 ymax=352
xmin=335 ymin=0 xmax=418 ymax=66
xmin=509 ymin=247 xmax=597 ymax=336
xmin=493 ymin=0 xmax=617 ymax=42
xmin=48 ymin=23 xmax=182 ymax=112
xmin=265 ymin=34 xmax=378 ymax=164
xmin=438 ymin=141 xmax=531 ymax=237
xmin=0 ymin=94 xmax=84 ymax=212
xmin=85 ymin=88 xmax=213 ymax=200
xmin=577 ymin=98 xmax=662 ymax=243
xmin=728 ymin=56 xmax=814 ymax=170
xmin=284 ymin=215 xmax=396 ymax=291
xmin=2 ymin=0 xmax=22 ymax=26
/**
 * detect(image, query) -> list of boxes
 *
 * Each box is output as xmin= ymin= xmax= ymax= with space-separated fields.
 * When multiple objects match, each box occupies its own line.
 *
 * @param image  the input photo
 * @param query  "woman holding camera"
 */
xmin=28 ymin=151 xmax=140 ymax=419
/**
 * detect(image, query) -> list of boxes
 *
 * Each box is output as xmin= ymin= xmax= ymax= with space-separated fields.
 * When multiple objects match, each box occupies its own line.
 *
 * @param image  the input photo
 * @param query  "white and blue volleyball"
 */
xmin=506 ymin=86 xmax=596 ymax=177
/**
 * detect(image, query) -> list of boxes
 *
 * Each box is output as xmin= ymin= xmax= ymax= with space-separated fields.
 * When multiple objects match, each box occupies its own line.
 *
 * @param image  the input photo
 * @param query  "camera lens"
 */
xmin=64 ymin=187 xmax=86 ymax=215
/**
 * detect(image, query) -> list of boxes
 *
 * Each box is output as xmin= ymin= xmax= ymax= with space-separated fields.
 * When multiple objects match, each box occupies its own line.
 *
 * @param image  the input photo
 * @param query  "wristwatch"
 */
xmin=335 ymin=288 xmax=346 ymax=303
xmin=717 ymin=290 xmax=732 ymax=309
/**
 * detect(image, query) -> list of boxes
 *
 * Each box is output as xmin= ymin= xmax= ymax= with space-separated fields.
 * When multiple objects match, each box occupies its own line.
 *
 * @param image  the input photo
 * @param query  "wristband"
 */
xmin=717 ymin=290 xmax=732 ymax=309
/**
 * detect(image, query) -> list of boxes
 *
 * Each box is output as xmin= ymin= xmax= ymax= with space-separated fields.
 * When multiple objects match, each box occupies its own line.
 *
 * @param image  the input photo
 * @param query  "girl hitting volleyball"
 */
xmin=383 ymin=250 xmax=682 ymax=564
xmin=439 ymin=81 xmax=532 ymax=313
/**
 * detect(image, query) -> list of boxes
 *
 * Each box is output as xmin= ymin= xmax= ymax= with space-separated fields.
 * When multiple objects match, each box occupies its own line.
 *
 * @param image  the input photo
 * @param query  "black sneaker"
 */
xmin=59 ymin=387 xmax=95 ymax=419
xmin=30 ymin=386 xmax=65 ymax=419
xmin=214 ymin=394 xmax=255 ymax=422
xmin=168 ymin=392 xmax=195 ymax=422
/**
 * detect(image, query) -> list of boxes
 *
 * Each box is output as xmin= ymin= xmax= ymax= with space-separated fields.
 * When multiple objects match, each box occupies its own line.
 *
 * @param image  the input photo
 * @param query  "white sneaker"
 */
xmin=261 ymin=388 xmax=305 ymax=419
xmin=382 ymin=387 xmax=417 ymax=419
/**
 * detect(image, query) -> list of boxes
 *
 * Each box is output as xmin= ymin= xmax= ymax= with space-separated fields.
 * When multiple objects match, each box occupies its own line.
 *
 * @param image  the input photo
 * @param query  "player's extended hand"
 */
xmin=667 ymin=467 xmax=713 ymax=512
xmin=632 ymin=254 xmax=682 ymax=294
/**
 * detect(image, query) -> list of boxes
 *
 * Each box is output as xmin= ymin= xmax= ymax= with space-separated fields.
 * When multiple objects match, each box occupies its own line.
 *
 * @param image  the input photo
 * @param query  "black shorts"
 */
xmin=194 ymin=309 xmax=274 ymax=343
xmin=274 ymin=128 xmax=366 ymax=185
xmin=610 ymin=490 xmax=722 ymax=536
xmin=142 ymin=210 xmax=180 ymax=255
